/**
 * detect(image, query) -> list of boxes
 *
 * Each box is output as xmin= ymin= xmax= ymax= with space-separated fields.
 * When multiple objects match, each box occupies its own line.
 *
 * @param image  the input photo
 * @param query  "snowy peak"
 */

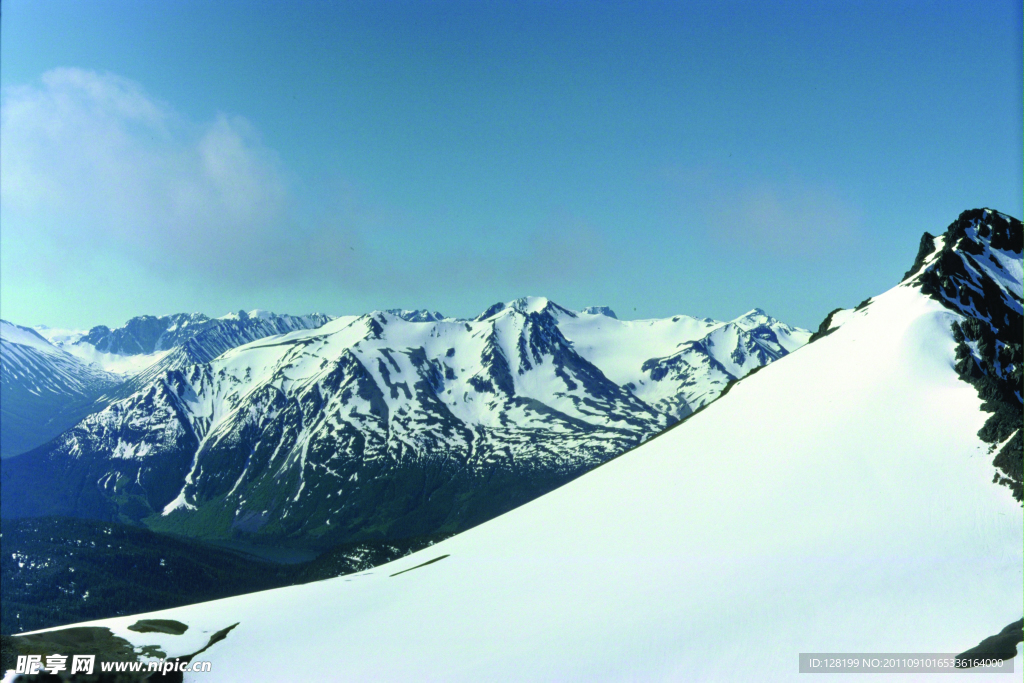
xmin=904 ymin=208 xmax=1022 ymax=328
xmin=509 ymin=296 xmax=576 ymax=318
xmin=384 ymin=309 xmax=449 ymax=323
xmin=218 ymin=309 xmax=297 ymax=321
xmin=901 ymin=208 xmax=1022 ymax=500
xmin=813 ymin=208 xmax=1022 ymax=500
xmin=731 ymin=307 xmax=772 ymax=327
xmin=632 ymin=318 xmax=797 ymax=419
xmin=3 ymin=296 xmax=809 ymax=547
xmin=730 ymin=308 xmax=810 ymax=354
xmin=475 ymin=297 xmax=576 ymax=321
xmin=581 ymin=306 xmax=617 ymax=319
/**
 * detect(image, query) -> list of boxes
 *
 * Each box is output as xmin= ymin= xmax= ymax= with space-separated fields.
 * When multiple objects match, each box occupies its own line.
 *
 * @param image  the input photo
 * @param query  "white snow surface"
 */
xmin=59 ymin=342 xmax=172 ymax=378
xmin=32 ymin=325 xmax=87 ymax=345
xmin=34 ymin=323 xmax=172 ymax=377
xmin=1 ymin=320 xmax=120 ymax=397
xmin=555 ymin=308 xmax=720 ymax=384
xmin=1 ymin=320 xmax=55 ymax=352
xmin=551 ymin=301 xmax=809 ymax=417
xmin=32 ymin=283 xmax=1021 ymax=681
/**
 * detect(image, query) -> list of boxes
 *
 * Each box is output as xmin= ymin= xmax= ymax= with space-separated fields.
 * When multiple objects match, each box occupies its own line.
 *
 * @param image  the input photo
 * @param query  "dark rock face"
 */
xmin=807 ymin=309 xmax=843 ymax=343
xmin=904 ymin=208 xmax=1022 ymax=501
xmin=474 ymin=302 xmax=507 ymax=321
xmin=956 ymin=618 xmax=1024 ymax=665
xmin=384 ymin=309 xmax=448 ymax=323
xmin=80 ymin=314 xmax=211 ymax=355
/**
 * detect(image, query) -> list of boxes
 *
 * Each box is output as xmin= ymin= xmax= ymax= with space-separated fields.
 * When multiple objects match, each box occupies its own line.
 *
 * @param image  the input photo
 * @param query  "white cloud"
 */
xmin=1 ymin=68 xmax=292 ymax=274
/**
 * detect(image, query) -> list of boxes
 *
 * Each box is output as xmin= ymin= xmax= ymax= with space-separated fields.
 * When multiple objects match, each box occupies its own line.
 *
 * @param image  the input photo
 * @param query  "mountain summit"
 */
xmin=910 ymin=208 xmax=1021 ymax=499
xmin=818 ymin=208 xmax=1021 ymax=499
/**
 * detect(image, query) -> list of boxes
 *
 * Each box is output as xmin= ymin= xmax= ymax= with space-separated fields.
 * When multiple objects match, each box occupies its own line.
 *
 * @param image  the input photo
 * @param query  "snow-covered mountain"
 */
xmin=384 ymin=309 xmax=449 ymax=322
xmin=38 ymin=310 xmax=335 ymax=380
xmin=19 ymin=209 xmax=1018 ymax=681
xmin=1 ymin=299 xmax=808 ymax=551
xmin=557 ymin=305 xmax=806 ymax=419
xmin=2 ymin=310 xmax=334 ymax=458
xmin=0 ymin=321 xmax=121 ymax=457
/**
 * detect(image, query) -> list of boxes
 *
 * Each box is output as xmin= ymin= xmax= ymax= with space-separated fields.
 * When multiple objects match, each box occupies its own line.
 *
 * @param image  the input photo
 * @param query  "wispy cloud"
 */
xmin=0 ymin=68 xmax=362 ymax=285
xmin=0 ymin=68 xmax=611 ymax=315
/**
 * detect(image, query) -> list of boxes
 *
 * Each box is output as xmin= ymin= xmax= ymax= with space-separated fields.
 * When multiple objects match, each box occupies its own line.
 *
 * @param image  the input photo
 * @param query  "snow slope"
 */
xmin=0 ymin=321 xmax=122 ymax=457
xmin=24 ymin=219 xmax=1020 ymax=681
xmin=556 ymin=305 xmax=807 ymax=417
xmin=34 ymin=324 xmax=175 ymax=377
xmin=56 ymin=344 xmax=172 ymax=378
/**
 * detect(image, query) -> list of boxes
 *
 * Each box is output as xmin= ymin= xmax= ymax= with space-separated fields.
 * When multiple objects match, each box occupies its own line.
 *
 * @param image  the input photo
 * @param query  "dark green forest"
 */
xmin=1 ymin=517 xmax=446 ymax=636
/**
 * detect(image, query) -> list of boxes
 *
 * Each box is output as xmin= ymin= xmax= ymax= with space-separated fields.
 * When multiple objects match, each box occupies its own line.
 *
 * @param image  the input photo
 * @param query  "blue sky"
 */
xmin=2 ymin=0 xmax=1021 ymax=330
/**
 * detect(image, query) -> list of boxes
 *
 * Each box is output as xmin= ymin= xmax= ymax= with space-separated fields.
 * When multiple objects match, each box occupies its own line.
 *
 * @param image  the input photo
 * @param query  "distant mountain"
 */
xmin=1 ymin=299 xmax=808 ymax=551
xmin=384 ymin=309 xmax=449 ymax=322
xmin=580 ymin=306 xmax=617 ymax=318
xmin=77 ymin=312 xmax=214 ymax=356
xmin=39 ymin=310 xmax=335 ymax=380
xmin=3 ymin=311 xmax=334 ymax=459
xmin=558 ymin=305 xmax=807 ymax=420
xmin=37 ymin=209 xmax=1018 ymax=682
xmin=0 ymin=321 xmax=121 ymax=457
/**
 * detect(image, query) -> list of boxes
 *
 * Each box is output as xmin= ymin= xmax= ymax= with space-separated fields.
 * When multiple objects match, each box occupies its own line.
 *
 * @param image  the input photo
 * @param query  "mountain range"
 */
xmin=2 ymin=300 xmax=808 ymax=552
xmin=7 ymin=208 xmax=1017 ymax=681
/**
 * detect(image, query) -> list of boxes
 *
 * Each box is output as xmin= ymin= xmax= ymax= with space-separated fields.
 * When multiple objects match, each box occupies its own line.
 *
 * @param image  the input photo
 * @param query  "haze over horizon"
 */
xmin=2 ymin=0 xmax=1021 ymax=330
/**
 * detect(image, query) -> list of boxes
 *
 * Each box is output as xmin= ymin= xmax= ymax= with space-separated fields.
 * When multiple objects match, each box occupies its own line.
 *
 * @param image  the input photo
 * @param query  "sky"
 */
xmin=1 ymin=0 xmax=1021 ymax=331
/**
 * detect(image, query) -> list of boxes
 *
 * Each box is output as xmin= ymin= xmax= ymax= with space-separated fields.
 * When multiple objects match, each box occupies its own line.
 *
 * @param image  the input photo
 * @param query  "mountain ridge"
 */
xmin=1 ymin=300 xmax=809 ymax=551
xmin=0 ymin=321 xmax=122 ymax=457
